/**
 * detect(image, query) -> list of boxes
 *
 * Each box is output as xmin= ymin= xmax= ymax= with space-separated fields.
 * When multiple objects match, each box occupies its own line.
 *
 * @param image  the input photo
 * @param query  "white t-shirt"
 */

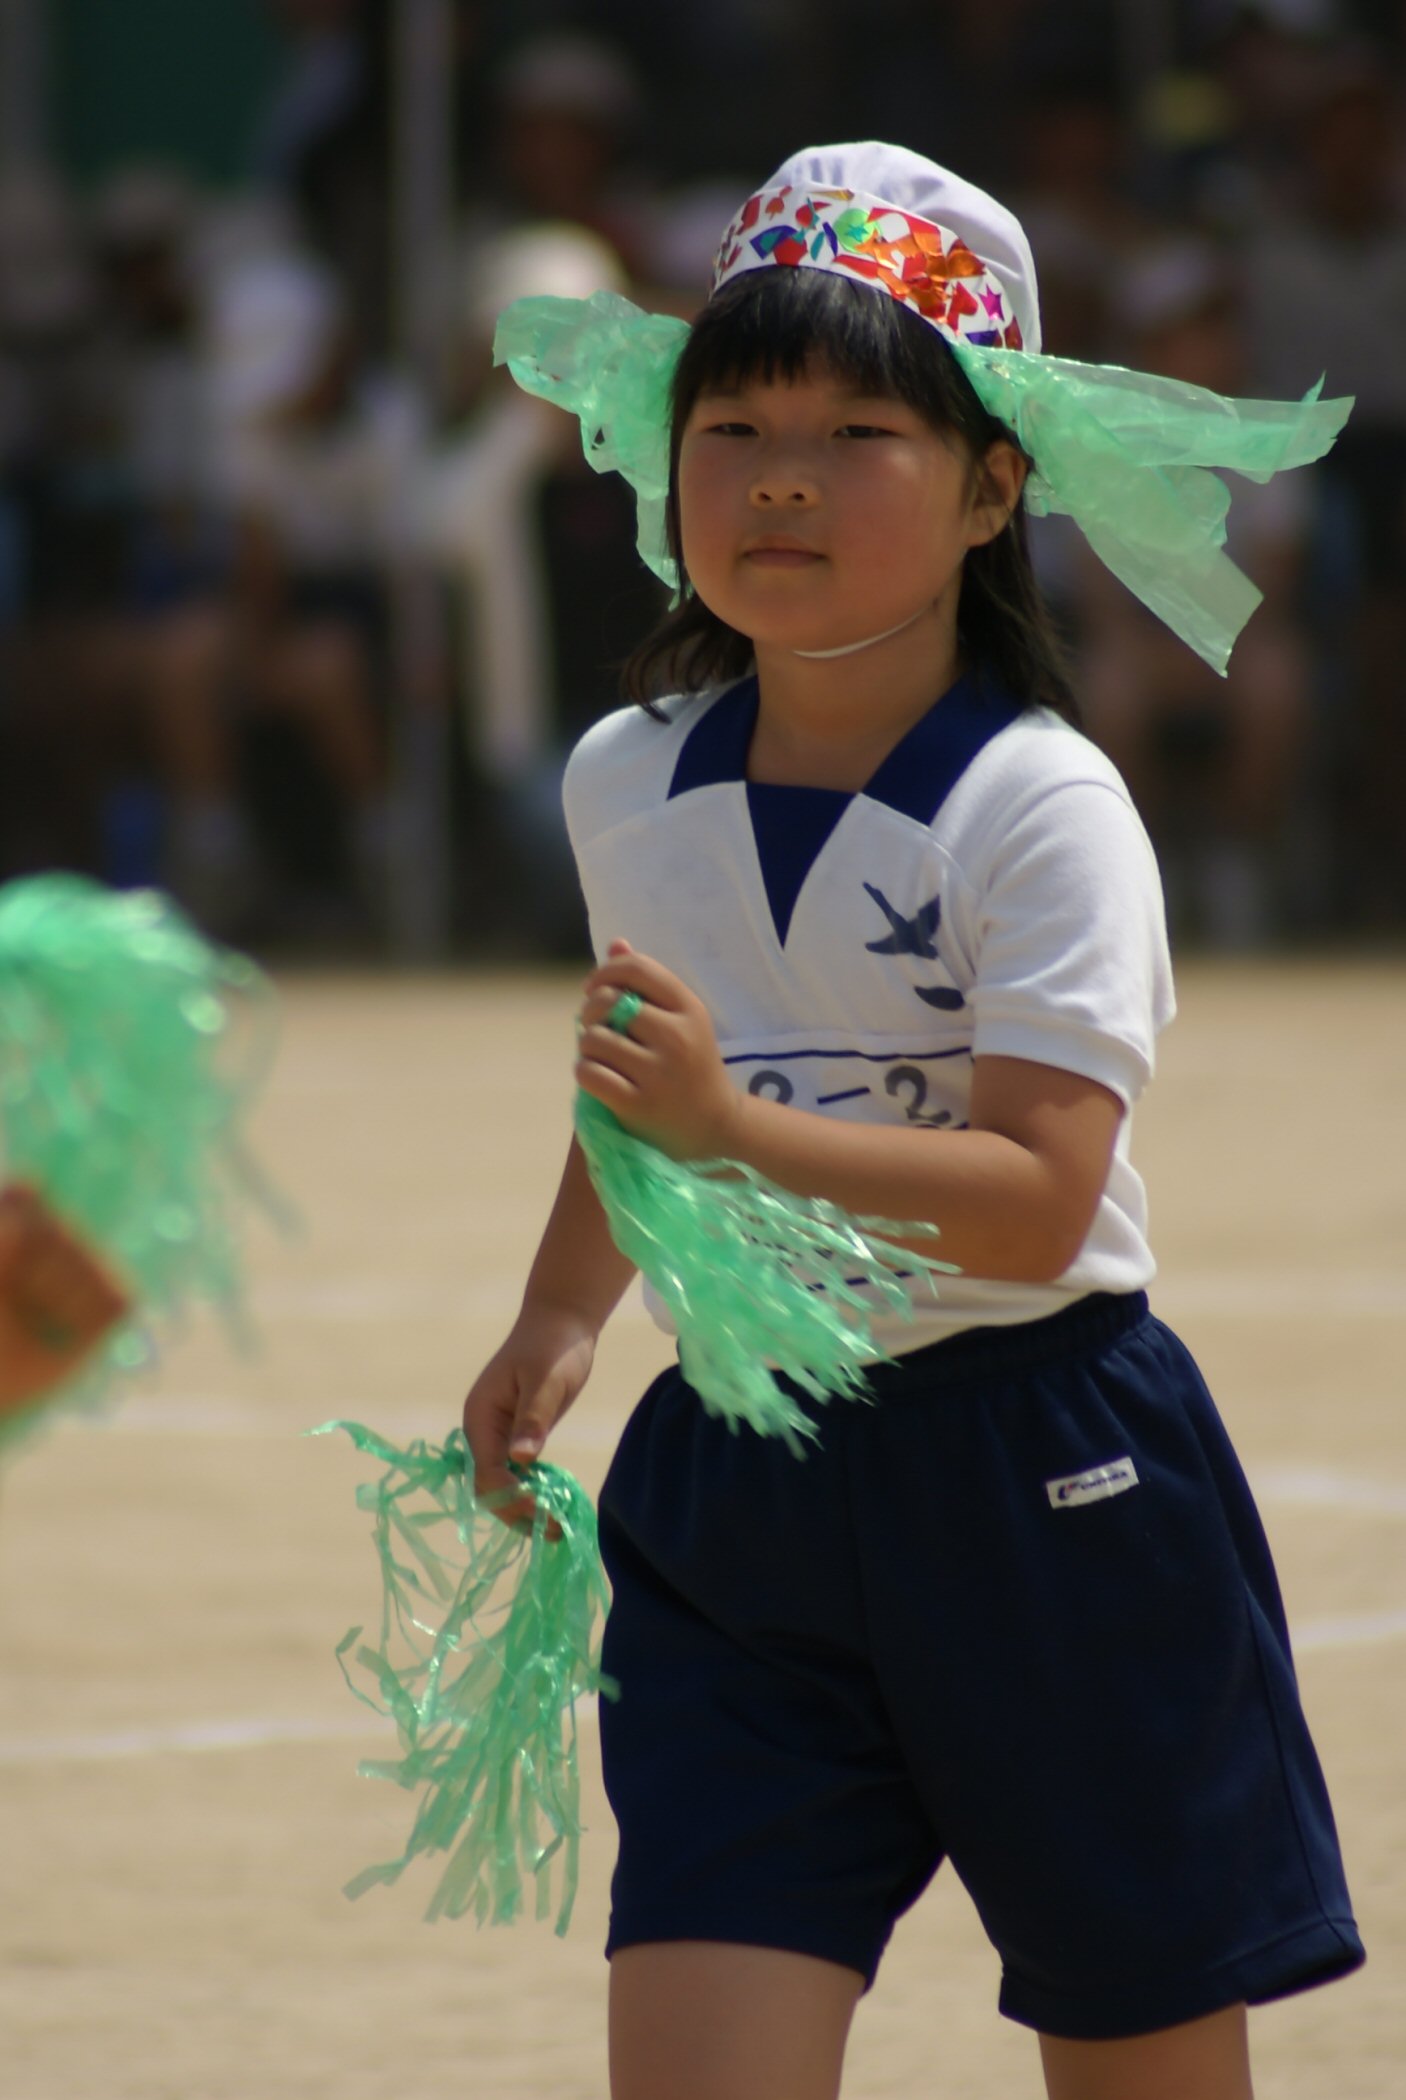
xmin=563 ymin=672 xmax=1176 ymax=1353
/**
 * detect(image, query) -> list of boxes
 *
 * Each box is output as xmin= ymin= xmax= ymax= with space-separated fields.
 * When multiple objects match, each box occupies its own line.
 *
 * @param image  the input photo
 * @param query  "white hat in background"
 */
xmin=203 ymin=251 xmax=344 ymax=425
xmin=465 ymin=221 xmax=626 ymax=341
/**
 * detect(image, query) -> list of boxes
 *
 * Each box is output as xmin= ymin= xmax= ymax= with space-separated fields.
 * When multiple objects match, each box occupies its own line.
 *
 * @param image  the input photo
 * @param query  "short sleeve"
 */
xmin=561 ymin=695 xmax=705 ymax=861
xmin=561 ymin=706 xmax=640 ymax=861
xmin=967 ymin=778 xmax=1175 ymax=1106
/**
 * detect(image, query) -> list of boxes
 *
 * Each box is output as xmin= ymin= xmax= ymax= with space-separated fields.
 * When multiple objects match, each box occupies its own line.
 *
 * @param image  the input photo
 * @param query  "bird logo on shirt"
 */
xmin=862 ymin=884 xmax=965 ymax=1010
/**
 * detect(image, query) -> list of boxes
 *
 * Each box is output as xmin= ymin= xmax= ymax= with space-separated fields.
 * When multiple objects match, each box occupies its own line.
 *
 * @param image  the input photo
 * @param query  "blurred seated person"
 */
xmin=157 ymin=247 xmax=420 ymax=935
xmin=1188 ymin=0 xmax=1335 ymax=235
xmin=89 ymin=168 xmax=222 ymax=609
xmin=421 ymin=222 xmax=628 ymax=781
xmin=0 ymin=168 xmax=138 ymax=878
xmin=2 ymin=200 xmax=413 ymax=940
xmin=49 ymin=169 xmax=233 ymax=891
xmin=251 ymin=0 xmax=389 ymax=353
xmin=483 ymin=33 xmax=657 ymax=286
xmin=1240 ymin=49 xmax=1406 ymax=929
xmin=416 ymin=221 xmax=663 ymax=954
xmin=1009 ymin=81 xmax=1154 ymax=360
xmin=1073 ymin=240 xmax=1316 ymax=946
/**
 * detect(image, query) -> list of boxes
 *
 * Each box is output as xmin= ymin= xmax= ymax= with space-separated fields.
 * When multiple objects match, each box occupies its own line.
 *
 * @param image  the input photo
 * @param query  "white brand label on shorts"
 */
xmin=1045 ymin=1457 xmax=1139 ymax=1509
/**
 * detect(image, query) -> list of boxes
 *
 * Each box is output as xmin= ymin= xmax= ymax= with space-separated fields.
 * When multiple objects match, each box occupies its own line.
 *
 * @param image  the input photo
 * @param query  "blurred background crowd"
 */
xmin=1 ymin=0 xmax=1403 ymax=959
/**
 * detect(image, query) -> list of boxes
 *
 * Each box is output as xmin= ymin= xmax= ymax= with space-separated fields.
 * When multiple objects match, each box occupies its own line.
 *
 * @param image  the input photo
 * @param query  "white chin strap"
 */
xmin=792 ymin=607 xmax=928 ymax=660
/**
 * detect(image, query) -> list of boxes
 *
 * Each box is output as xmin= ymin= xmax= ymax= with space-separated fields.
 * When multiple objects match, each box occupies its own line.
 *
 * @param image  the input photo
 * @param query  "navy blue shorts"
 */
xmin=597 ymin=1291 xmax=1364 ymax=2040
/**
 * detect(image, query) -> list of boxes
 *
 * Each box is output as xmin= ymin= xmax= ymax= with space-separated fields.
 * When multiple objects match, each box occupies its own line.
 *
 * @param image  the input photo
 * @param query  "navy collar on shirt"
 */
xmin=667 ymin=671 xmax=1023 ymax=944
xmin=668 ymin=671 xmax=1022 ymax=823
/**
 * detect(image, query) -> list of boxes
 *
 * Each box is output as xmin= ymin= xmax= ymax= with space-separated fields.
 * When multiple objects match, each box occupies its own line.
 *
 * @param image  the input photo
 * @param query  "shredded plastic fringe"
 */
xmin=493 ymin=290 xmax=1353 ymax=673
xmin=574 ymin=1090 xmax=954 ymax=1451
xmin=317 ymin=1420 xmax=612 ymax=1932
xmin=0 ymin=874 xmax=280 ymax=1443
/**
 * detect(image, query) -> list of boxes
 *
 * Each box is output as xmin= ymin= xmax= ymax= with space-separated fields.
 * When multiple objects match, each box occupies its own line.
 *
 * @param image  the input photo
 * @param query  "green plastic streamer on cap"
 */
xmin=493 ymin=290 xmax=1353 ymax=673
xmin=317 ymin=1420 xmax=612 ymax=1931
xmin=494 ymin=290 xmax=687 ymax=584
xmin=0 ymin=874 xmax=280 ymax=1443
xmin=573 ymin=1089 xmax=955 ymax=1452
xmin=950 ymin=342 xmax=1352 ymax=674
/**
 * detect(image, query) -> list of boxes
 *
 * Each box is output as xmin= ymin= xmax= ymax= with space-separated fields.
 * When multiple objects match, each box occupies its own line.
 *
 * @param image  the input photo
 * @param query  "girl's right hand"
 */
xmin=461 ymin=1306 xmax=597 ymax=1529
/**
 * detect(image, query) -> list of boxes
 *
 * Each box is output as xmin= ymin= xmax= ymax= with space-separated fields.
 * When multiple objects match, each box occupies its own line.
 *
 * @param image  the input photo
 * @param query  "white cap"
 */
xmin=204 ymin=252 xmax=344 ymax=424
xmin=732 ymin=141 xmax=1042 ymax=355
xmin=465 ymin=220 xmax=627 ymax=338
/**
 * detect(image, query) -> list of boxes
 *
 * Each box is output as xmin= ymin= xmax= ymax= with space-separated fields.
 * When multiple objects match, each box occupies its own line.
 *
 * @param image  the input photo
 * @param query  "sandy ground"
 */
xmin=1 ymin=962 xmax=1402 ymax=2099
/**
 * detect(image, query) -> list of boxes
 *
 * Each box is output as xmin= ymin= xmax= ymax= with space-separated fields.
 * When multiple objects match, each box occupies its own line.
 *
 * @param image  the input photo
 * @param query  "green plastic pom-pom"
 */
xmin=317 ymin=1421 xmax=612 ymax=1933
xmin=574 ymin=1091 xmax=955 ymax=1451
xmin=0 ymin=874 xmax=282 ymax=1443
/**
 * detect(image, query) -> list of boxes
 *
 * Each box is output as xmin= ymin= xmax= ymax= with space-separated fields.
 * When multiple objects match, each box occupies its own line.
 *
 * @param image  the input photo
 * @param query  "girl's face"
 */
xmin=677 ymin=361 xmax=1006 ymax=660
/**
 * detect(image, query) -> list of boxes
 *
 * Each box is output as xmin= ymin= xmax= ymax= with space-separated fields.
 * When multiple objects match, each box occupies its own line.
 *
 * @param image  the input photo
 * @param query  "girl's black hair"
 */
xmin=622 ymin=268 xmax=1078 ymax=724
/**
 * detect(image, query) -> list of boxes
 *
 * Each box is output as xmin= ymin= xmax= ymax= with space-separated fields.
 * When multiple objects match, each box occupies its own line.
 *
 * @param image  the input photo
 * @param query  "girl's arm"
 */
xmin=577 ymin=946 xmax=1123 ymax=1286
xmin=461 ymin=1135 xmax=636 ymax=1525
xmin=715 ymin=1054 xmax=1119 ymax=1282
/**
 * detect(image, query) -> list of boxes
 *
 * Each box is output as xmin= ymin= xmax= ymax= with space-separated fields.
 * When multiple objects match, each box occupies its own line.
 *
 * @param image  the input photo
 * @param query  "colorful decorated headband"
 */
xmin=712 ymin=183 xmax=1025 ymax=349
xmin=494 ymin=146 xmax=1352 ymax=675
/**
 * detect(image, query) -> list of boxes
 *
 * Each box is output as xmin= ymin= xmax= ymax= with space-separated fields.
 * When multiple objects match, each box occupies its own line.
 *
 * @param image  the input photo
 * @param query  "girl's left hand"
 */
xmin=576 ymin=941 xmax=741 ymax=1162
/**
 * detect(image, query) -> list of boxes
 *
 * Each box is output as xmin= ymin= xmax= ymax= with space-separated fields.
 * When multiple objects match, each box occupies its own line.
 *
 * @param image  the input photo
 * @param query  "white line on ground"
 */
xmin=0 ymin=1713 xmax=382 ymax=1763
xmin=1250 ymin=1463 xmax=1406 ymax=1520
xmin=1291 ymin=1607 xmax=1406 ymax=1654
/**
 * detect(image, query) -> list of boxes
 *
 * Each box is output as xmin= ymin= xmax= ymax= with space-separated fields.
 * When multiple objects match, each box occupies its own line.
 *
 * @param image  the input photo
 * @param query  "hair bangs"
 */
xmin=671 ymin=268 xmax=966 ymax=430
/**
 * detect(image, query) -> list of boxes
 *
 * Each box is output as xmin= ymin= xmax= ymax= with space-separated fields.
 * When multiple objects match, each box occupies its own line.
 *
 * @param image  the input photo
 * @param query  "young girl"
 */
xmin=464 ymin=142 xmax=1363 ymax=2100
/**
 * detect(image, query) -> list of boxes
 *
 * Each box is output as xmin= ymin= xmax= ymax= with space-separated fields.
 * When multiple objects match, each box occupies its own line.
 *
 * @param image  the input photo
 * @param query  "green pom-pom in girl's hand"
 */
xmin=317 ymin=1421 xmax=612 ymax=1932
xmin=573 ymin=942 xmax=955 ymax=1449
